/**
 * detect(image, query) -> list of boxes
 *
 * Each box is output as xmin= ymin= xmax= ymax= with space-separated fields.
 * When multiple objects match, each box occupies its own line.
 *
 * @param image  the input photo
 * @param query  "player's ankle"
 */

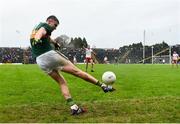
xmin=70 ymin=104 xmax=79 ymax=110
xmin=66 ymin=98 xmax=75 ymax=106
xmin=101 ymin=83 xmax=107 ymax=87
xmin=95 ymin=81 xmax=102 ymax=87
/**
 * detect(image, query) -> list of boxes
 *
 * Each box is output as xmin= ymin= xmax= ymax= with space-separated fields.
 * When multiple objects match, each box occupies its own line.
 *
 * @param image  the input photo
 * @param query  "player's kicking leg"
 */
xmin=61 ymin=62 xmax=115 ymax=92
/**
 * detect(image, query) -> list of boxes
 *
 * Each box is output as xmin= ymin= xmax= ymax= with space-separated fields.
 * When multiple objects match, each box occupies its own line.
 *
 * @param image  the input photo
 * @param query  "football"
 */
xmin=102 ymin=71 xmax=116 ymax=85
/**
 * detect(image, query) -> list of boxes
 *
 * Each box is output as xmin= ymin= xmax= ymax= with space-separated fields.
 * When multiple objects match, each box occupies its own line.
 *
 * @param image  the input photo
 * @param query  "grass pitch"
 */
xmin=0 ymin=64 xmax=180 ymax=122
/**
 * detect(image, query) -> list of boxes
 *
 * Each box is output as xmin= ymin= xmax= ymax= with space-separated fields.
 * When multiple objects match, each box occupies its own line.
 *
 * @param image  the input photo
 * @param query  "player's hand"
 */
xmin=54 ymin=42 xmax=61 ymax=50
xmin=31 ymin=39 xmax=43 ymax=46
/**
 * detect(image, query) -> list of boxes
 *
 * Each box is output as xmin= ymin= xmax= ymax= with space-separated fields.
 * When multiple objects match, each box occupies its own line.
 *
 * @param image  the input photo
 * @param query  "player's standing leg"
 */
xmin=49 ymin=70 xmax=71 ymax=99
xmin=48 ymin=70 xmax=86 ymax=115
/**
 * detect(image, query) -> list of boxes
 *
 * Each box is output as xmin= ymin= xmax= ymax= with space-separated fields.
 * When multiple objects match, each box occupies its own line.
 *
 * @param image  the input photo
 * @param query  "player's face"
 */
xmin=48 ymin=19 xmax=59 ymax=30
xmin=51 ymin=21 xmax=59 ymax=30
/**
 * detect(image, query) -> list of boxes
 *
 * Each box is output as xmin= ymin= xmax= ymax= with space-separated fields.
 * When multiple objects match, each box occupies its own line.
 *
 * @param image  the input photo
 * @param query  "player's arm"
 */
xmin=50 ymin=37 xmax=62 ymax=50
xmin=49 ymin=37 xmax=57 ymax=44
xmin=31 ymin=27 xmax=47 ymax=45
xmin=34 ymin=27 xmax=47 ymax=40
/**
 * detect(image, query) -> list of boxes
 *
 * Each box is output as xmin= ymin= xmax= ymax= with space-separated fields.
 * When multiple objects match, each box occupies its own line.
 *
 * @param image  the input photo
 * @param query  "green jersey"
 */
xmin=30 ymin=22 xmax=54 ymax=58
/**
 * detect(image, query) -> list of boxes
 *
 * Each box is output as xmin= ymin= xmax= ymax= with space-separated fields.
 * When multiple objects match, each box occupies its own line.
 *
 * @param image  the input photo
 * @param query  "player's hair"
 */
xmin=46 ymin=15 xmax=59 ymax=24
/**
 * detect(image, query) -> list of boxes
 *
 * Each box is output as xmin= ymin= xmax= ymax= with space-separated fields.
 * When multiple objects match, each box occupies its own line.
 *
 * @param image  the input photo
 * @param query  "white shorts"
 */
xmin=36 ymin=50 xmax=70 ymax=74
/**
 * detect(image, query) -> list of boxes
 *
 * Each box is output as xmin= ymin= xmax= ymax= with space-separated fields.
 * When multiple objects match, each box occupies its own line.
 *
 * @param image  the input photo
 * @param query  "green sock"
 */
xmin=66 ymin=98 xmax=75 ymax=106
xmin=95 ymin=81 xmax=102 ymax=87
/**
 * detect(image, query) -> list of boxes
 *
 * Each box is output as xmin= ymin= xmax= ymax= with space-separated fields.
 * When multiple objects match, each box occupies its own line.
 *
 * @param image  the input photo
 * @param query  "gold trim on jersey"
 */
xmin=30 ymin=30 xmax=38 ymax=39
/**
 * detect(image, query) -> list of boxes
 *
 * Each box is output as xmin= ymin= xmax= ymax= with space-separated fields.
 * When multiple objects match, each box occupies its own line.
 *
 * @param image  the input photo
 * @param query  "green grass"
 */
xmin=0 ymin=64 xmax=180 ymax=122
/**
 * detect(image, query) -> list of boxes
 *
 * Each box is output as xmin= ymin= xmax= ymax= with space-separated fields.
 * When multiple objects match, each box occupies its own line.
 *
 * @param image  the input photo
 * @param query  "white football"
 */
xmin=102 ymin=71 xmax=116 ymax=85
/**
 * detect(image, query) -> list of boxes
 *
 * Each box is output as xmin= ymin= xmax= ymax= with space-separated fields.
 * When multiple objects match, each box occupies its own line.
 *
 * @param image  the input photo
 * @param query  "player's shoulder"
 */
xmin=37 ymin=22 xmax=53 ymax=33
xmin=36 ymin=22 xmax=46 ymax=28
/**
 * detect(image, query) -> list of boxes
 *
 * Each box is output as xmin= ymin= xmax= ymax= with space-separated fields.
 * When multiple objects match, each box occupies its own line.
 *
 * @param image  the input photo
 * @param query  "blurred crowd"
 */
xmin=1 ymin=45 xmax=179 ymax=64
xmin=0 ymin=47 xmax=23 ymax=63
xmin=0 ymin=47 xmax=120 ymax=64
xmin=0 ymin=47 xmax=35 ymax=64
